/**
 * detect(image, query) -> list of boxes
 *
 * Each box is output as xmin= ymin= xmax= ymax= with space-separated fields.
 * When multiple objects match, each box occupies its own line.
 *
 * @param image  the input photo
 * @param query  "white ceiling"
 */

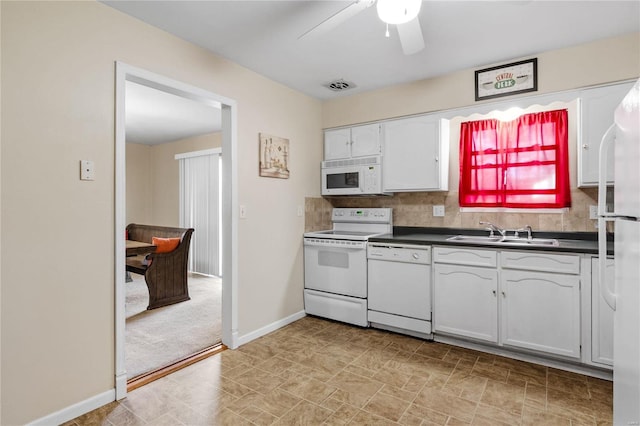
xmin=125 ymin=80 xmax=221 ymax=145
xmin=112 ymin=0 xmax=639 ymax=144
xmin=105 ymin=0 xmax=639 ymax=101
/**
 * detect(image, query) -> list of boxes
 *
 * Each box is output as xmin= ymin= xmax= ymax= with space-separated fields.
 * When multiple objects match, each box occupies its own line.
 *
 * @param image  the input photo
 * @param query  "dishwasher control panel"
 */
xmin=367 ymin=243 xmax=431 ymax=264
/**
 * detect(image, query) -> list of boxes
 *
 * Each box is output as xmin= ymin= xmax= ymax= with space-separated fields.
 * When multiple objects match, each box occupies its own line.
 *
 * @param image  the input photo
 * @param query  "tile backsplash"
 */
xmin=306 ymin=188 xmax=601 ymax=233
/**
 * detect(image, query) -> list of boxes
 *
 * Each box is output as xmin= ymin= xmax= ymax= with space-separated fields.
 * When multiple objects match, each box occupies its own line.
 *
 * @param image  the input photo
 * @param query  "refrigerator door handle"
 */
xmin=598 ymin=123 xmax=617 ymax=311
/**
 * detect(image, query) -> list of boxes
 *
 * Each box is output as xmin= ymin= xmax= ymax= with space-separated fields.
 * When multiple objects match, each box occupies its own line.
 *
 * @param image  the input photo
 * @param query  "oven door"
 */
xmin=304 ymin=238 xmax=367 ymax=297
xmin=321 ymin=166 xmax=363 ymax=196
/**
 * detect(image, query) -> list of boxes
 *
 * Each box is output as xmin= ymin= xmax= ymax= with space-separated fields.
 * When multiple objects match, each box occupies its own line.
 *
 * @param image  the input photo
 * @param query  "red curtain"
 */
xmin=459 ymin=109 xmax=570 ymax=209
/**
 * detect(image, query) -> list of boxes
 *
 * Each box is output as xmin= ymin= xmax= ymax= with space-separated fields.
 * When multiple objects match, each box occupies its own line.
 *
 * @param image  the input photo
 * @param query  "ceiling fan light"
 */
xmin=376 ymin=0 xmax=422 ymax=25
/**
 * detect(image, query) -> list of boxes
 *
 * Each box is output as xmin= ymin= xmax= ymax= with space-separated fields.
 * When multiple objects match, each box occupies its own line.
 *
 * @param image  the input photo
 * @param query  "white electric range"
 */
xmin=303 ymin=208 xmax=393 ymax=326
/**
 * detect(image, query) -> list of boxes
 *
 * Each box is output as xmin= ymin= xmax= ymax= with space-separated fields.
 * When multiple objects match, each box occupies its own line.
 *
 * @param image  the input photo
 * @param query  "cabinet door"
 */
xmin=383 ymin=116 xmax=437 ymax=191
xmin=578 ymin=81 xmax=635 ymax=187
xmin=350 ymin=123 xmax=381 ymax=158
xmin=324 ymin=128 xmax=351 ymax=160
xmin=382 ymin=116 xmax=449 ymax=192
xmin=501 ymin=270 xmax=581 ymax=358
xmin=591 ymin=257 xmax=614 ymax=366
xmin=433 ymin=264 xmax=498 ymax=342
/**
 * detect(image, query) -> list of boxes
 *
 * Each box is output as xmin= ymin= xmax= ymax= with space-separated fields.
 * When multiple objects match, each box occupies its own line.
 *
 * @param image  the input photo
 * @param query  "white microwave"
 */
xmin=321 ymin=155 xmax=390 ymax=196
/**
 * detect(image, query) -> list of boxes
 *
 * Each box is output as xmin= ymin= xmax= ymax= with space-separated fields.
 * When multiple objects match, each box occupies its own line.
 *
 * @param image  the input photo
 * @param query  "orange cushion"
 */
xmin=152 ymin=237 xmax=180 ymax=254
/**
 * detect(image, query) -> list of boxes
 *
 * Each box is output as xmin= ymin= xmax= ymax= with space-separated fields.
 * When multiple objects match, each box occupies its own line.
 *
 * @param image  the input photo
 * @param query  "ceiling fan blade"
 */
xmin=298 ymin=0 xmax=375 ymax=40
xmin=397 ymin=17 xmax=425 ymax=55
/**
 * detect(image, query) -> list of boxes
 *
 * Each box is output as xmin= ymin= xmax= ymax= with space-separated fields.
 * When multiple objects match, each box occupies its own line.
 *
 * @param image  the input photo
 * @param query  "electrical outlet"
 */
xmin=589 ymin=205 xmax=598 ymax=219
xmin=297 ymin=205 xmax=303 ymax=217
xmin=433 ymin=205 xmax=445 ymax=217
xmin=240 ymin=205 xmax=247 ymax=219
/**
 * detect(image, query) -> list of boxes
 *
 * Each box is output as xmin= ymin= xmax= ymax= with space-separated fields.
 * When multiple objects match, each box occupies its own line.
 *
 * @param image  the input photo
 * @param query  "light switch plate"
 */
xmin=80 ymin=160 xmax=95 ymax=181
xmin=240 ymin=205 xmax=247 ymax=219
xmin=589 ymin=205 xmax=598 ymax=219
xmin=433 ymin=205 xmax=445 ymax=217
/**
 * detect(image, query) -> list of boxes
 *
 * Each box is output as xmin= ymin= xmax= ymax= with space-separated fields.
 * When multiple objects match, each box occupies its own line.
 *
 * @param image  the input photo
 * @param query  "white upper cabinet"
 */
xmin=578 ymin=80 xmax=635 ymax=187
xmin=382 ymin=114 xmax=449 ymax=192
xmin=324 ymin=123 xmax=381 ymax=161
xmin=324 ymin=128 xmax=351 ymax=160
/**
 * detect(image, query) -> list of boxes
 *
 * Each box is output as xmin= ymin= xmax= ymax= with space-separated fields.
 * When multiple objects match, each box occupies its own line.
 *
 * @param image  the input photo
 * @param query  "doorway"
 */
xmin=114 ymin=62 xmax=238 ymax=399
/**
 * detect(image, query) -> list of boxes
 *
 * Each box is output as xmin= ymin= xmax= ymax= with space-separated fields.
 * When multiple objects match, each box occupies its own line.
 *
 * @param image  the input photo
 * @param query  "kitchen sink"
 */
xmin=446 ymin=235 xmax=560 ymax=247
xmin=446 ymin=235 xmax=504 ymax=244
xmin=500 ymin=236 xmax=560 ymax=246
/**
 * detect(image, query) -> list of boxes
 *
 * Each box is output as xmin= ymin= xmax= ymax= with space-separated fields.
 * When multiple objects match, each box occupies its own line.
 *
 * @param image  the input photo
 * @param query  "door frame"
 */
xmin=114 ymin=62 xmax=238 ymax=399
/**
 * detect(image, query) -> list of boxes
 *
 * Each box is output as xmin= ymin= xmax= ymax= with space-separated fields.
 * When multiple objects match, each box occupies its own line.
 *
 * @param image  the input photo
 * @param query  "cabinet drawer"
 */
xmin=433 ymin=246 xmax=497 ymax=267
xmin=501 ymin=251 xmax=580 ymax=275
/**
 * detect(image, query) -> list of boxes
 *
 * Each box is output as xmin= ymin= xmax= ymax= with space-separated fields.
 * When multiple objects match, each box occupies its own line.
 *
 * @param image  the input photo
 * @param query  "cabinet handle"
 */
xmin=435 ymin=156 xmax=439 ymax=162
xmin=502 ymin=291 xmax=506 ymax=298
xmin=583 ymin=144 xmax=589 ymax=150
xmin=492 ymin=290 xmax=497 ymax=296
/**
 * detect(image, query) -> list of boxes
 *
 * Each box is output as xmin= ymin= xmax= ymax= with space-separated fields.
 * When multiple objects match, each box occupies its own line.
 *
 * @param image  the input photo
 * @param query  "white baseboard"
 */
xmin=26 ymin=312 xmax=305 ymax=425
xmin=26 ymin=389 xmax=115 ymax=426
xmin=224 ymin=330 xmax=240 ymax=350
xmin=115 ymin=373 xmax=127 ymax=400
xmin=237 ymin=310 xmax=305 ymax=347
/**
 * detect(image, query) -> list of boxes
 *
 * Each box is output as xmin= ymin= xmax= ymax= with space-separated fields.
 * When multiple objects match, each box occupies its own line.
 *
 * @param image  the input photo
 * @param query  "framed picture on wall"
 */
xmin=259 ymin=133 xmax=290 ymax=179
xmin=475 ymin=58 xmax=538 ymax=101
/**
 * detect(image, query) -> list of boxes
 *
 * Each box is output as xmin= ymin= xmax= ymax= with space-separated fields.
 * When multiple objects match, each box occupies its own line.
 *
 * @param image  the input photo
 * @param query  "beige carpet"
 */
xmin=125 ymin=272 xmax=222 ymax=379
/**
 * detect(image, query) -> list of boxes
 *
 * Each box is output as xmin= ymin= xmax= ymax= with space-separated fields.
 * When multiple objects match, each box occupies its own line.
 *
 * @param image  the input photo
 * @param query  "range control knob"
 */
xmin=412 ymin=253 xmax=419 ymax=260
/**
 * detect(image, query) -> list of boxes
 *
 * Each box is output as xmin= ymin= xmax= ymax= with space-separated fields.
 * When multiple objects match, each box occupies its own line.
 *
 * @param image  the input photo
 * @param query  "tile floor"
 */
xmin=66 ymin=316 xmax=612 ymax=425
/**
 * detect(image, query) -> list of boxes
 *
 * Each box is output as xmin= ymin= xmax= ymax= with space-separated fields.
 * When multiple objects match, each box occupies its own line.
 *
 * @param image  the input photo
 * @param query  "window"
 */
xmin=459 ymin=109 xmax=571 ymax=209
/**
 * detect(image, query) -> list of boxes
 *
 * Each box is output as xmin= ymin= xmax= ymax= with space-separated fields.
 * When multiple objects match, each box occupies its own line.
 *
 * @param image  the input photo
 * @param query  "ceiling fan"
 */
xmin=299 ymin=0 xmax=425 ymax=55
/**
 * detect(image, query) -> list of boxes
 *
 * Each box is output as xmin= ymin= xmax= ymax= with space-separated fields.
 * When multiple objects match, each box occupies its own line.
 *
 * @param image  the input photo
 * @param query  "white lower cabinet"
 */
xmin=433 ymin=246 xmax=582 ymax=360
xmin=433 ymin=263 xmax=498 ymax=342
xmin=591 ymin=257 xmax=614 ymax=366
xmin=501 ymin=269 xmax=581 ymax=358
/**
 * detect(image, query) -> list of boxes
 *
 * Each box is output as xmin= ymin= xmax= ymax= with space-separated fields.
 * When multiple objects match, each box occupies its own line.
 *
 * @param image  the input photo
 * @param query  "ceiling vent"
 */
xmin=324 ymin=79 xmax=356 ymax=92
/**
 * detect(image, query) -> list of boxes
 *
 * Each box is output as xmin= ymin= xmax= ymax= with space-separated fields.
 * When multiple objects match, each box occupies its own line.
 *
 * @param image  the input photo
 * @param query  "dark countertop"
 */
xmin=369 ymin=227 xmax=614 ymax=256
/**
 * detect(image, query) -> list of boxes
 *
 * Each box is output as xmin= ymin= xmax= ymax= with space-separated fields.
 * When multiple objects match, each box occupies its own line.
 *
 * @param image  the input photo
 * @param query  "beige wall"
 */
xmin=322 ymin=33 xmax=640 ymax=128
xmin=1 ymin=2 xmax=637 ymax=423
xmin=319 ymin=32 xmax=640 ymax=233
xmin=0 ymin=2 xmax=321 ymax=424
xmin=126 ymin=143 xmax=152 ymax=224
xmin=151 ymin=132 xmax=222 ymax=227
xmin=126 ymin=132 xmax=222 ymax=227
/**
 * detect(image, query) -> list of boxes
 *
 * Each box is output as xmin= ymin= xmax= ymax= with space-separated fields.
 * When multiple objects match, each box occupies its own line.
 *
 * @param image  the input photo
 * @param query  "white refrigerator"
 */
xmin=598 ymin=78 xmax=640 ymax=425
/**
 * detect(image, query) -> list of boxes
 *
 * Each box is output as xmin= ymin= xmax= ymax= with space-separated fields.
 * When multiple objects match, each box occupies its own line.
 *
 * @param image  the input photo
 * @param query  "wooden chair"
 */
xmin=126 ymin=223 xmax=194 ymax=310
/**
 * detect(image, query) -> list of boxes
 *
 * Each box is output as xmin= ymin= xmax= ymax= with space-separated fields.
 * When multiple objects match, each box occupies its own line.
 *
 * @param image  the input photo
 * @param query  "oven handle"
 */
xmin=304 ymin=238 xmax=366 ymax=249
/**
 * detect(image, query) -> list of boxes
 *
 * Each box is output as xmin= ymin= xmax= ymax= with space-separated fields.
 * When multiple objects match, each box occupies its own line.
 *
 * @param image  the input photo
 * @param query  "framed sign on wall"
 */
xmin=259 ymin=133 xmax=290 ymax=179
xmin=475 ymin=58 xmax=538 ymax=101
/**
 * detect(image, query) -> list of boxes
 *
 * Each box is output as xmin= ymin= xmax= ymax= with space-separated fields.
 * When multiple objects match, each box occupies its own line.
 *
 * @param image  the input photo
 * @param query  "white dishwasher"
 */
xmin=367 ymin=243 xmax=432 ymax=338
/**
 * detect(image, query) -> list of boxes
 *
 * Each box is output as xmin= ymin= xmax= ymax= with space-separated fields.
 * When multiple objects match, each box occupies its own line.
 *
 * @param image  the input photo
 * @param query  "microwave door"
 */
xmin=324 ymin=169 xmax=362 ymax=195
xmin=327 ymin=171 xmax=359 ymax=189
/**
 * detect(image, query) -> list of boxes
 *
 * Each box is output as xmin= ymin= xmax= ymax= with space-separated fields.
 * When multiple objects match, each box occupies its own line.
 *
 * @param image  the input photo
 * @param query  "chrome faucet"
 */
xmin=480 ymin=221 xmax=506 ymax=237
xmin=515 ymin=225 xmax=533 ymax=240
